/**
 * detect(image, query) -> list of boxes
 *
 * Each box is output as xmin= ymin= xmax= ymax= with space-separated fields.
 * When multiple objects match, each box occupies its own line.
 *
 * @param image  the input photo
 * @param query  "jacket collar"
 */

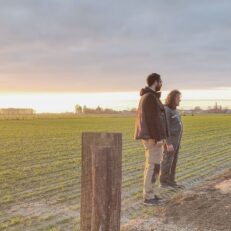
xmin=147 ymin=87 xmax=161 ymax=98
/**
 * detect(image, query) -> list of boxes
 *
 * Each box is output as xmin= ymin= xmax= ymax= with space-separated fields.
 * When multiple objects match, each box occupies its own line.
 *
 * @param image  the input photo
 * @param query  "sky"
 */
xmin=0 ymin=0 xmax=231 ymax=91
xmin=0 ymin=1 xmax=231 ymax=112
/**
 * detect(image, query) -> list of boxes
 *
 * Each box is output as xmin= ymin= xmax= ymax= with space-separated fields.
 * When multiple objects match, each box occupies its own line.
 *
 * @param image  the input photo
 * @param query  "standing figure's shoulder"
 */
xmin=164 ymin=105 xmax=172 ymax=112
xmin=164 ymin=105 xmax=175 ymax=116
xmin=142 ymin=92 xmax=157 ymax=102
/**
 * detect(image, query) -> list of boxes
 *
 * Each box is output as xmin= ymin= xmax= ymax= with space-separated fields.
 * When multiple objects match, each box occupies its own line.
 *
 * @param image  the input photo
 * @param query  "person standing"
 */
xmin=160 ymin=90 xmax=184 ymax=189
xmin=134 ymin=73 xmax=174 ymax=205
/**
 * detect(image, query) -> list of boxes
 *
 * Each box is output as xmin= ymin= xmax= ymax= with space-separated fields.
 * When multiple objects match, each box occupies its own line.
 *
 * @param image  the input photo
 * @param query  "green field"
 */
xmin=0 ymin=115 xmax=231 ymax=230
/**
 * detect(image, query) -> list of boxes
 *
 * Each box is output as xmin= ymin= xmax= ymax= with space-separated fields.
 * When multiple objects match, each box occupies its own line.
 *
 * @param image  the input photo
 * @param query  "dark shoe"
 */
xmin=143 ymin=198 xmax=160 ymax=206
xmin=171 ymin=183 xmax=185 ymax=189
xmin=154 ymin=195 xmax=163 ymax=201
xmin=159 ymin=182 xmax=178 ymax=191
xmin=160 ymin=180 xmax=184 ymax=188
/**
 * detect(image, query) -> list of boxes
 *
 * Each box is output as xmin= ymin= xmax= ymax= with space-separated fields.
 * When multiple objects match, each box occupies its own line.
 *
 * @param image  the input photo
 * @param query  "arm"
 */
xmin=164 ymin=107 xmax=175 ymax=152
xmin=165 ymin=107 xmax=173 ymax=145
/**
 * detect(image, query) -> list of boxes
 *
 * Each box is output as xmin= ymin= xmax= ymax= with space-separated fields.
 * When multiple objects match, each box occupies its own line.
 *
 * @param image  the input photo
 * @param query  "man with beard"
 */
xmin=134 ymin=73 xmax=174 ymax=205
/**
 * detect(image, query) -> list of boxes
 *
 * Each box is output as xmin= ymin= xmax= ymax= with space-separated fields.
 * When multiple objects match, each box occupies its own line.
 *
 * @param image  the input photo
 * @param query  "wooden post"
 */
xmin=81 ymin=132 xmax=122 ymax=231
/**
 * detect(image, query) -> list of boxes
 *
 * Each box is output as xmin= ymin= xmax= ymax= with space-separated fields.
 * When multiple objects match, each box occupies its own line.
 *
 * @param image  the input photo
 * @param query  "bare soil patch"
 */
xmin=121 ymin=169 xmax=231 ymax=231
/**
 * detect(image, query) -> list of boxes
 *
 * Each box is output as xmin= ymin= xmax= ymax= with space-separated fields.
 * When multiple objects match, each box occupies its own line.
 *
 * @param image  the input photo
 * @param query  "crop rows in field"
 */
xmin=0 ymin=115 xmax=231 ymax=231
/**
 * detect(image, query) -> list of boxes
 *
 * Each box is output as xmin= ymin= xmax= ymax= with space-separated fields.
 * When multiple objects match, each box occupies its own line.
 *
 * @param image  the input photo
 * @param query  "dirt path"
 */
xmin=121 ymin=169 xmax=231 ymax=231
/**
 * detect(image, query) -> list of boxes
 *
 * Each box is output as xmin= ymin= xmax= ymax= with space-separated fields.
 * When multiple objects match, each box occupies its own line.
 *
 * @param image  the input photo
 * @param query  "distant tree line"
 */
xmin=0 ymin=108 xmax=35 ymax=115
xmin=75 ymin=105 xmax=136 ymax=115
xmin=181 ymin=102 xmax=231 ymax=116
xmin=75 ymin=102 xmax=231 ymax=116
xmin=193 ymin=102 xmax=230 ymax=114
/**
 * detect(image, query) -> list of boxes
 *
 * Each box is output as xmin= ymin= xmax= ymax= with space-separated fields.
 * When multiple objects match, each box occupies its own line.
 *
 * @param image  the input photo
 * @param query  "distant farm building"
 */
xmin=0 ymin=108 xmax=35 ymax=115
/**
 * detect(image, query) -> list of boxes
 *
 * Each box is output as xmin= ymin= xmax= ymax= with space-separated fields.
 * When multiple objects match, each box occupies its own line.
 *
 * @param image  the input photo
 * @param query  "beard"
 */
xmin=155 ymin=84 xmax=162 ymax=92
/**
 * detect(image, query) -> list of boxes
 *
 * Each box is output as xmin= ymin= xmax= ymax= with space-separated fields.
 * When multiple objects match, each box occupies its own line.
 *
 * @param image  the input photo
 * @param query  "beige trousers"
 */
xmin=142 ymin=139 xmax=163 ymax=199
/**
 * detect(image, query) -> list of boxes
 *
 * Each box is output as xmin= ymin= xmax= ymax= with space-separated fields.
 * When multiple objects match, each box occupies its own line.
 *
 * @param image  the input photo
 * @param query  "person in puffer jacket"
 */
xmin=134 ymin=73 xmax=174 ymax=206
xmin=159 ymin=90 xmax=184 ymax=189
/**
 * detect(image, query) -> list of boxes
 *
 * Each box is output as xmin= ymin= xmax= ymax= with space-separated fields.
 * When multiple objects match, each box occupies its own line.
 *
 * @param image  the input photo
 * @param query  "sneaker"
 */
xmin=171 ymin=183 xmax=185 ymax=189
xmin=159 ymin=183 xmax=178 ymax=191
xmin=154 ymin=195 xmax=163 ymax=201
xmin=143 ymin=198 xmax=160 ymax=206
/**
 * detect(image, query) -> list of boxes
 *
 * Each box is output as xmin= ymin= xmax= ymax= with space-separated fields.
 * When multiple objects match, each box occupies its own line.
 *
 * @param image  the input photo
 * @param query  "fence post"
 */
xmin=81 ymin=132 xmax=122 ymax=231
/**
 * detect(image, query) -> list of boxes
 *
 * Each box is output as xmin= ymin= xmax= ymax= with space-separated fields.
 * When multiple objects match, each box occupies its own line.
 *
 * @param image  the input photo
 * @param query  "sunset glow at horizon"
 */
xmin=0 ymin=88 xmax=230 ymax=113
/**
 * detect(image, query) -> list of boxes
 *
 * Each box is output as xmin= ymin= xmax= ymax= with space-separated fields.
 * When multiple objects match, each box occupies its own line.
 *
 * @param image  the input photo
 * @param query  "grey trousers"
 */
xmin=160 ymin=146 xmax=179 ymax=184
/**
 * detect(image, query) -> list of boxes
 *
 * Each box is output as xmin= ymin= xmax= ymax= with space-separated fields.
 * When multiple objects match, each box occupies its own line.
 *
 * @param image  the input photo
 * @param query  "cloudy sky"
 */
xmin=0 ymin=0 xmax=231 ymax=93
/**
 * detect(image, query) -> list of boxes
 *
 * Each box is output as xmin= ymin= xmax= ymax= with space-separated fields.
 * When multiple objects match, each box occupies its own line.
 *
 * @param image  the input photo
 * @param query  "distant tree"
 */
xmin=194 ymin=106 xmax=202 ymax=112
xmin=75 ymin=105 xmax=83 ymax=114
xmin=104 ymin=108 xmax=116 ymax=114
xmin=83 ymin=105 xmax=87 ymax=114
xmin=181 ymin=111 xmax=186 ymax=116
xmin=211 ymin=102 xmax=223 ymax=113
xmin=96 ymin=106 xmax=102 ymax=113
xmin=130 ymin=108 xmax=137 ymax=112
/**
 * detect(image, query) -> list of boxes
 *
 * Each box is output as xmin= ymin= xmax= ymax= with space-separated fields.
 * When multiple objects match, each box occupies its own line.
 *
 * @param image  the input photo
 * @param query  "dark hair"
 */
xmin=146 ymin=73 xmax=161 ymax=87
xmin=165 ymin=90 xmax=181 ymax=109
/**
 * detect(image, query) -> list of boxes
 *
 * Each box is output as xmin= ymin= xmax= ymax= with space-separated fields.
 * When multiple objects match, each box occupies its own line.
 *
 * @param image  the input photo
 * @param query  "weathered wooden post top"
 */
xmin=81 ymin=132 xmax=122 ymax=231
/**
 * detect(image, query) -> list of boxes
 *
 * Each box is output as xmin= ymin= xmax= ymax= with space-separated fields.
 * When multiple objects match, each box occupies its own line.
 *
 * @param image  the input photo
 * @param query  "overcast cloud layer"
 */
xmin=0 ymin=0 xmax=231 ymax=92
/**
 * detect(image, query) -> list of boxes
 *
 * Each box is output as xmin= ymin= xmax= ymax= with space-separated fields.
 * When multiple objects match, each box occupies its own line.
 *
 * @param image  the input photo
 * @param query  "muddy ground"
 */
xmin=121 ymin=169 xmax=231 ymax=231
